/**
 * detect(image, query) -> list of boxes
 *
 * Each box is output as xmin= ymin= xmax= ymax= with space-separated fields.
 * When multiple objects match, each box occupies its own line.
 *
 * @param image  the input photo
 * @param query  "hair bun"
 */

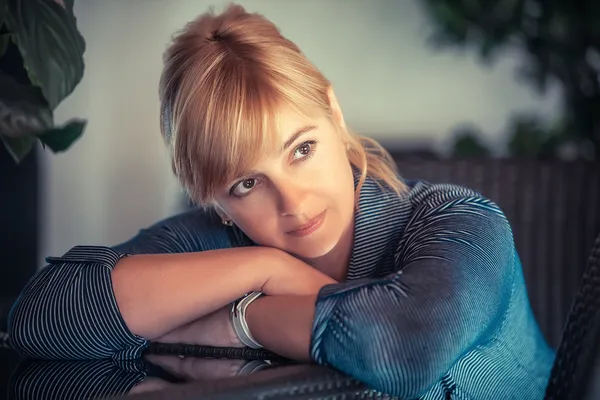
xmin=201 ymin=4 xmax=248 ymax=43
xmin=208 ymin=29 xmax=224 ymax=42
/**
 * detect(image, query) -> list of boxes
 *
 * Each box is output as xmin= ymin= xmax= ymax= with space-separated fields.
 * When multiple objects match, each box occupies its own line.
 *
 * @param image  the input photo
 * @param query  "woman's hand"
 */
xmin=153 ymin=306 xmax=242 ymax=348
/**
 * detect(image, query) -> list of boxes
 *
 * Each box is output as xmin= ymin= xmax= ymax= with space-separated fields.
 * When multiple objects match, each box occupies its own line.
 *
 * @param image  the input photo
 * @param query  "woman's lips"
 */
xmin=287 ymin=210 xmax=326 ymax=237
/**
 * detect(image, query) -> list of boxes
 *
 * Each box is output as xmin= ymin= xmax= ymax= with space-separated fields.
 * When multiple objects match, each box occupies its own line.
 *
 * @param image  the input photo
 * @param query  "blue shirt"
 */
xmin=8 ymin=176 xmax=555 ymax=399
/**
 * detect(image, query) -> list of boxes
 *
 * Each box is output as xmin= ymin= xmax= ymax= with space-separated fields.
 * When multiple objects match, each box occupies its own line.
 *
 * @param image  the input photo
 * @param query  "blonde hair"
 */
xmin=159 ymin=4 xmax=406 ymax=207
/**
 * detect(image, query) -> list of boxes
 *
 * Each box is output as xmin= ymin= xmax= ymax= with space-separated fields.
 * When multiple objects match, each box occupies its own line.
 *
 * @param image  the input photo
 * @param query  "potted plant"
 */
xmin=0 ymin=0 xmax=86 ymax=163
xmin=0 ymin=0 xmax=86 ymax=322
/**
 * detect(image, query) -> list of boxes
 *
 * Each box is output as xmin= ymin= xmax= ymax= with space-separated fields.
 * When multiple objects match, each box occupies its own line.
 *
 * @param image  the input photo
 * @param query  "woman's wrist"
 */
xmin=230 ymin=292 xmax=264 ymax=348
xmin=154 ymin=306 xmax=243 ymax=348
xmin=254 ymin=248 xmax=337 ymax=296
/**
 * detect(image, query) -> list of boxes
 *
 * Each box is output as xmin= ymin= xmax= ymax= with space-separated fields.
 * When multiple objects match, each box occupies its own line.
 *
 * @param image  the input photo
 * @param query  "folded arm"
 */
xmin=8 ymin=209 xmax=262 ymax=360
xmin=9 ymin=208 xmax=335 ymax=360
xmin=305 ymin=195 xmax=516 ymax=398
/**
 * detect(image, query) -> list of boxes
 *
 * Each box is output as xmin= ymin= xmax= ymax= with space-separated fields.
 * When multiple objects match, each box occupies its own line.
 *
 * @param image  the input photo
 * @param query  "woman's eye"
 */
xmin=292 ymin=141 xmax=317 ymax=161
xmin=231 ymin=178 xmax=257 ymax=197
xmin=229 ymin=141 xmax=317 ymax=197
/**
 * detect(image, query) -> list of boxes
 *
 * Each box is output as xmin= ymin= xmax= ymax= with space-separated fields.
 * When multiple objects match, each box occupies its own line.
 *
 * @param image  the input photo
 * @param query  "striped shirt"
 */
xmin=8 ymin=176 xmax=555 ymax=399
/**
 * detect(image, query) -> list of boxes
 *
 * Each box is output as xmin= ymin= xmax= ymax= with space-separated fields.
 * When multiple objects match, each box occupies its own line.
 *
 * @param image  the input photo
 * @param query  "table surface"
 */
xmin=0 ymin=347 xmax=373 ymax=400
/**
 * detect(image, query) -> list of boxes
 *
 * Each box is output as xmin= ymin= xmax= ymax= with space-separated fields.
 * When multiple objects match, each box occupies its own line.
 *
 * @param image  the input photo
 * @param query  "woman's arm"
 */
xmin=112 ymin=247 xmax=278 ymax=340
xmin=247 ymin=195 xmax=516 ymax=398
xmin=116 ymin=248 xmax=335 ymax=342
xmin=8 ymin=209 xmax=251 ymax=359
xmin=8 ymin=209 xmax=332 ymax=360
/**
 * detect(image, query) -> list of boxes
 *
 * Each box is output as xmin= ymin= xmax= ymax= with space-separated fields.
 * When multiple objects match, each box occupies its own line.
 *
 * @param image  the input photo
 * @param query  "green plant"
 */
xmin=449 ymin=113 xmax=576 ymax=159
xmin=420 ymin=0 xmax=600 ymax=160
xmin=506 ymin=113 xmax=565 ymax=158
xmin=450 ymin=123 xmax=491 ymax=158
xmin=0 ymin=0 xmax=86 ymax=163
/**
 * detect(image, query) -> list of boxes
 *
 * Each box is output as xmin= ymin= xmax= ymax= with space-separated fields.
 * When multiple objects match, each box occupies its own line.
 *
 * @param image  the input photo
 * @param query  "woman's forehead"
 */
xmin=274 ymin=107 xmax=324 ymax=138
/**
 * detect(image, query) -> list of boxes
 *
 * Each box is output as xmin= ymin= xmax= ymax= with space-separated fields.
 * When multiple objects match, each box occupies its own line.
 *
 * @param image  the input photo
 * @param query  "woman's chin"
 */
xmin=283 ymin=222 xmax=352 ymax=266
xmin=285 ymin=238 xmax=339 ymax=263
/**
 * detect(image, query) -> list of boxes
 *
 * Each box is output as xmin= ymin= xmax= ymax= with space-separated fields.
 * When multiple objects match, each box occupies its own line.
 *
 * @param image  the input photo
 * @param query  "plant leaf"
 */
xmin=0 ymin=133 xmax=35 ymax=162
xmin=38 ymin=118 xmax=86 ymax=152
xmin=62 ymin=0 xmax=74 ymax=14
xmin=5 ymin=0 xmax=85 ymax=109
xmin=0 ymin=69 xmax=53 ymax=138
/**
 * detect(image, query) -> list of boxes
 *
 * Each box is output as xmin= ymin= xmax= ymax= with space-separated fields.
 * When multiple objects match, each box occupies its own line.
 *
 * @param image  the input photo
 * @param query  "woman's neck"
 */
xmin=304 ymin=220 xmax=354 ymax=282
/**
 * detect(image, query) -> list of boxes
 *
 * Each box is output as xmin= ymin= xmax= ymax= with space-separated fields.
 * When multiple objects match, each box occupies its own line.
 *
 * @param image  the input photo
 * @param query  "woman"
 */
xmin=8 ymin=4 xmax=554 ymax=399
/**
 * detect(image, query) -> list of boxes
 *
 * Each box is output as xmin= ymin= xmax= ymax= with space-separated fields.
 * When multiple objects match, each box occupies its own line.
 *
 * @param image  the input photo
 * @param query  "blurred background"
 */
xmin=2 ymin=0 xmax=600 ymax=362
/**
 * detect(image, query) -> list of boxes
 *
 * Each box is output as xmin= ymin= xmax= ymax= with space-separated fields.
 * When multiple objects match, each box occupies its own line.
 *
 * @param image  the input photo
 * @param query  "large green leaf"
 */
xmin=5 ymin=0 xmax=85 ymax=110
xmin=38 ymin=119 xmax=86 ymax=152
xmin=62 ymin=0 xmax=75 ymax=14
xmin=0 ymin=69 xmax=53 ymax=162
xmin=0 ymin=69 xmax=53 ymax=138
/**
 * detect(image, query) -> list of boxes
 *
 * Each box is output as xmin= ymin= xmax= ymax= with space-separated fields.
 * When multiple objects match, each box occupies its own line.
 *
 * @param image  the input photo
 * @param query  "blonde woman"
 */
xmin=8 ymin=5 xmax=554 ymax=399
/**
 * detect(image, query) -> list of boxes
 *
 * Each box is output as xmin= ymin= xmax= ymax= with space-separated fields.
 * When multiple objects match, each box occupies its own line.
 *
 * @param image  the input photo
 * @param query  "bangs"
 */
xmin=174 ymin=59 xmax=326 ymax=204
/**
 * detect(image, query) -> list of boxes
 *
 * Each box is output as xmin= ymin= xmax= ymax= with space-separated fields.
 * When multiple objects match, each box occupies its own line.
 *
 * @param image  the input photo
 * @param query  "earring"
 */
xmin=222 ymin=219 xmax=233 ymax=227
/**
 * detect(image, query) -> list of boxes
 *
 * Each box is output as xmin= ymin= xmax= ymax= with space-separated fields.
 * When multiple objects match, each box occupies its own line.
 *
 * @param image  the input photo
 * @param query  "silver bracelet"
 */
xmin=235 ymin=360 xmax=272 ymax=376
xmin=230 ymin=291 xmax=264 ymax=349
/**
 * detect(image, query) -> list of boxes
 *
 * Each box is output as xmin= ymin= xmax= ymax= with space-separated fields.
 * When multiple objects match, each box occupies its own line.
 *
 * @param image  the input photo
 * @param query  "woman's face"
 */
xmin=214 ymin=105 xmax=356 ymax=262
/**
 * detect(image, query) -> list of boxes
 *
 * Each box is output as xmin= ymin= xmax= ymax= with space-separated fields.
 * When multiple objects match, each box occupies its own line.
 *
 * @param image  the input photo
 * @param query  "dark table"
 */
xmin=0 ymin=346 xmax=380 ymax=400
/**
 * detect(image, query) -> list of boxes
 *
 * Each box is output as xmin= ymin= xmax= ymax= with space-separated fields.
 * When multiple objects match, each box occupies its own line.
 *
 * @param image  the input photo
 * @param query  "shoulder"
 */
xmin=405 ymin=180 xmax=504 ymax=216
xmin=401 ymin=179 xmax=512 ymax=237
xmin=397 ymin=180 xmax=517 ymax=272
xmin=144 ymin=207 xmax=224 ymax=232
xmin=112 ymin=207 xmax=253 ymax=254
xmin=404 ymin=179 xmax=481 ymax=208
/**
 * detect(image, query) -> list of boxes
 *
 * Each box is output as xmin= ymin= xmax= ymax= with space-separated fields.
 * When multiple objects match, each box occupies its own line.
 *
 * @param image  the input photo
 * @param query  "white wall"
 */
xmin=42 ymin=0 xmax=560 ymax=264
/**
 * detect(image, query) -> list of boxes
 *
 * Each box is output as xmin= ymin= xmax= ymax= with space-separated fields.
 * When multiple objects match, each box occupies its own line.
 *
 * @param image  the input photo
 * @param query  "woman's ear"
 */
xmin=212 ymin=202 xmax=231 ymax=222
xmin=327 ymin=86 xmax=346 ymax=131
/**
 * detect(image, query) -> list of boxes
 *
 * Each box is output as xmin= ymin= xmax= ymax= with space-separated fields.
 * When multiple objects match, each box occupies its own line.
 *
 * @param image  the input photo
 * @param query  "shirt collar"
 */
xmin=346 ymin=173 xmax=413 ymax=280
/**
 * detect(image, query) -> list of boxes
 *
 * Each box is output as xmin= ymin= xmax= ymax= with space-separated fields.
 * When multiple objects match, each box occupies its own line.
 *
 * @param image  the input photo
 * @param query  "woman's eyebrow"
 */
xmin=281 ymin=125 xmax=317 ymax=152
xmin=229 ymin=125 xmax=319 ymax=184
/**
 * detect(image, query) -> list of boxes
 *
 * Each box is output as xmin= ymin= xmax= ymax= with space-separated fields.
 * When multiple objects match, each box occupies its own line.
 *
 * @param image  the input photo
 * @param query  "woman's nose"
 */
xmin=275 ymin=180 xmax=308 ymax=217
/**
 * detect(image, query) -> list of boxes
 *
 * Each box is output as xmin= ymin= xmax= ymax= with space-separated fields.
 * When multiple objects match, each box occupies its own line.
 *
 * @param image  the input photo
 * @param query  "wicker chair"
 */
xmin=544 ymin=233 xmax=600 ymax=400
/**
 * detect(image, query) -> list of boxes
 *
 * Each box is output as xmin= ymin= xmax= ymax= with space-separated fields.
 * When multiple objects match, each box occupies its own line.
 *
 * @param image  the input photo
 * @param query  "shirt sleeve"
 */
xmin=309 ymin=194 xmax=517 ymax=398
xmin=8 ymin=208 xmax=242 ymax=360
xmin=9 ymin=359 xmax=148 ymax=400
